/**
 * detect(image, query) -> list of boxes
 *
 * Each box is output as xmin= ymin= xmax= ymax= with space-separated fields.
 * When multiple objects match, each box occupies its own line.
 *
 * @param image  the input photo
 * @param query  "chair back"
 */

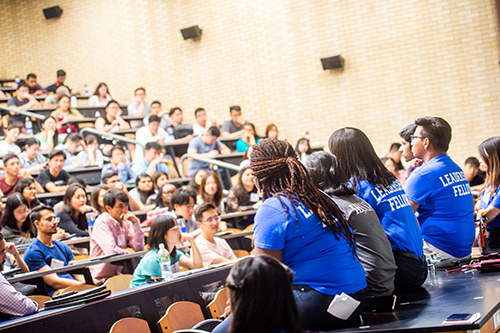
xmin=104 ymin=274 xmax=133 ymax=293
xmin=207 ymin=288 xmax=228 ymax=319
xmin=52 ymin=283 xmax=95 ymax=296
xmin=158 ymin=301 xmax=205 ymax=333
xmin=232 ymin=250 xmax=249 ymax=258
xmin=28 ymin=295 xmax=52 ymax=308
xmin=109 ymin=317 xmax=151 ymax=333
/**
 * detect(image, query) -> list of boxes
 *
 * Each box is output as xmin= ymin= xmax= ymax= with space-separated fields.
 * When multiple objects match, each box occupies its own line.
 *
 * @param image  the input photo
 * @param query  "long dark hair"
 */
xmin=328 ymin=127 xmax=396 ymax=190
xmin=295 ymin=137 xmax=311 ymax=155
xmin=41 ymin=115 xmax=59 ymax=147
xmin=479 ymin=137 xmax=500 ymax=195
xmin=250 ymin=139 xmax=355 ymax=249
xmin=62 ymin=184 xmax=87 ymax=218
xmin=152 ymin=170 xmax=168 ymax=191
xmin=231 ymin=166 xmax=254 ymax=204
xmin=90 ymin=185 xmax=108 ymax=215
xmin=14 ymin=178 xmax=41 ymax=209
xmin=0 ymin=193 xmax=32 ymax=233
xmin=244 ymin=122 xmax=260 ymax=140
xmin=148 ymin=215 xmax=178 ymax=259
xmin=135 ymin=173 xmax=155 ymax=203
xmin=188 ymin=169 xmax=207 ymax=194
xmin=199 ymin=172 xmax=223 ymax=208
xmin=305 ymin=151 xmax=355 ymax=197
xmin=92 ymin=82 xmax=111 ymax=98
xmin=155 ymin=184 xmax=176 ymax=208
xmin=227 ymin=255 xmax=302 ymax=333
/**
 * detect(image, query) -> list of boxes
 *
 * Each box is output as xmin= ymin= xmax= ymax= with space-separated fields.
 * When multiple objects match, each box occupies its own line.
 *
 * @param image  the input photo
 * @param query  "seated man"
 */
xmin=56 ymin=133 xmax=85 ymax=169
xmin=386 ymin=143 xmax=404 ymax=171
xmin=221 ymin=105 xmax=245 ymax=139
xmin=193 ymin=107 xmax=217 ymax=137
xmin=26 ymin=73 xmax=48 ymax=96
xmin=464 ymin=157 xmax=485 ymax=190
xmin=89 ymin=188 xmax=144 ymax=283
xmin=101 ymin=146 xmax=136 ymax=184
xmin=127 ymin=87 xmax=150 ymax=128
xmin=132 ymin=142 xmax=176 ymax=178
xmin=187 ymin=126 xmax=231 ymax=176
xmin=0 ymin=232 xmax=38 ymax=317
xmin=37 ymin=150 xmax=70 ymax=193
xmin=194 ymin=203 xmax=236 ymax=267
xmin=399 ymin=123 xmax=421 ymax=179
xmin=102 ymin=172 xmax=146 ymax=211
xmin=134 ymin=115 xmax=171 ymax=161
xmin=143 ymin=101 xmax=171 ymax=128
xmin=24 ymin=206 xmax=84 ymax=296
xmin=46 ymin=69 xmax=72 ymax=94
xmin=0 ymin=154 xmax=43 ymax=197
xmin=167 ymin=107 xmax=196 ymax=141
xmin=406 ymin=117 xmax=475 ymax=267
xmin=167 ymin=188 xmax=199 ymax=234
xmin=0 ymin=124 xmax=21 ymax=155
xmin=5 ymin=81 xmax=41 ymax=131
xmin=43 ymin=86 xmax=70 ymax=108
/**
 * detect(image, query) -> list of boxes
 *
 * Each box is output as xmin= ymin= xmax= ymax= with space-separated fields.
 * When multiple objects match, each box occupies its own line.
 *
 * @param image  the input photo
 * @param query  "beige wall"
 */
xmin=1 ymin=0 xmax=499 ymax=164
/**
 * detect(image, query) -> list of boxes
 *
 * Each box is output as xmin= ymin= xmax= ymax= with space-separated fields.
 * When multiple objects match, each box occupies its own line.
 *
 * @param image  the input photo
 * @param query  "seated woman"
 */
xmin=77 ymin=134 xmax=104 ymax=167
xmin=145 ymin=171 xmax=169 ymax=205
xmin=130 ymin=215 xmax=202 ymax=287
xmin=264 ymin=123 xmax=279 ymax=139
xmin=19 ymin=138 xmax=47 ymax=173
xmin=236 ymin=123 xmax=260 ymax=153
xmin=0 ymin=124 xmax=21 ymax=155
xmin=155 ymin=184 xmax=177 ymax=209
xmin=35 ymin=116 xmax=63 ymax=152
xmin=50 ymin=94 xmax=84 ymax=134
xmin=188 ymin=169 xmax=207 ymax=195
xmin=0 ymin=193 xmax=35 ymax=246
xmin=381 ymin=157 xmax=406 ymax=186
xmin=329 ymin=127 xmax=426 ymax=293
xmin=128 ymin=173 xmax=156 ymax=210
xmin=14 ymin=178 xmax=41 ymax=210
xmin=88 ymin=82 xmax=112 ymax=107
xmin=95 ymin=100 xmax=131 ymax=156
xmin=295 ymin=137 xmax=311 ymax=164
xmin=90 ymin=185 xmax=108 ymax=216
xmin=305 ymin=152 xmax=397 ymax=298
xmin=198 ymin=171 xmax=225 ymax=214
xmin=57 ymin=184 xmax=97 ymax=237
xmin=476 ymin=137 xmax=500 ymax=253
xmin=226 ymin=166 xmax=261 ymax=229
xmin=239 ymin=146 xmax=253 ymax=169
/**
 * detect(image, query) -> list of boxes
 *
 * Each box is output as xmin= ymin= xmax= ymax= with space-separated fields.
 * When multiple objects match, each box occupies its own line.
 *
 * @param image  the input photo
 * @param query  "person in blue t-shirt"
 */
xmin=187 ymin=126 xmax=231 ymax=177
xmin=131 ymin=142 xmax=172 ymax=178
xmin=406 ymin=117 xmax=475 ymax=267
xmin=23 ymin=205 xmax=84 ymax=296
xmin=329 ymin=127 xmax=426 ymax=293
xmin=475 ymin=137 xmax=500 ymax=253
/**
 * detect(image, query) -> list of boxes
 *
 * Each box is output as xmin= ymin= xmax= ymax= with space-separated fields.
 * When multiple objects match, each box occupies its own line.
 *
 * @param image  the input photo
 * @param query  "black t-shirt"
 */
xmin=56 ymin=210 xmax=89 ymax=237
xmin=5 ymin=97 xmax=29 ymax=125
xmin=470 ymin=172 xmax=486 ymax=187
xmin=37 ymin=168 xmax=70 ymax=191
xmin=46 ymin=83 xmax=71 ymax=94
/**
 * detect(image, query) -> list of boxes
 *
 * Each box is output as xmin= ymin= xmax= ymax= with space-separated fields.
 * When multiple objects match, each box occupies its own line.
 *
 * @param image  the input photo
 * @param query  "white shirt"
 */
xmin=193 ymin=124 xmax=206 ymax=137
xmin=194 ymin=235 xmax=237 ymax=267
xmin=133 ymin=126 xmax=173 ymax=162
xmin=0 ymin=141 xmax=21 ymax=156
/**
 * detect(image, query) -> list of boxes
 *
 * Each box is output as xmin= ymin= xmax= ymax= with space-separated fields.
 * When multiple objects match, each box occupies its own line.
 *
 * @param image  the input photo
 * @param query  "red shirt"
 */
xmin=0 ymin=176 xmax=22 ymax=196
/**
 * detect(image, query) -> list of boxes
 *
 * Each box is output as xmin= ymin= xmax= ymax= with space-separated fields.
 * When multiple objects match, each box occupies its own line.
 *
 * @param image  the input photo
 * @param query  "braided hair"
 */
xmin=250 ymin=139 xmax=355 ymax=250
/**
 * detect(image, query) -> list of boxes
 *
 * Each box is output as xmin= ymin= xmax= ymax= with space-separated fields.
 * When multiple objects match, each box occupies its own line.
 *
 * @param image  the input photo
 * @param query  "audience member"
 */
xmin=239 ymin=146 xmax=253 ymax=168
xmin=382 ymin=157 xmax=406 ymax=186
xmin=187 ymin=126 xmax=230 ymax=176
xmin=193 ymin=108 xmax=216 ymax=136
xmin=236 ymin=122 xmax=260 ymax=153
xmin=101 ymin=172 xmax=146 ymax=211
xmin=188 ymin=169 xmax=207 ymax=194
xmin=0 ymin=193 xmax=36 ymax=246
xmin=406 ymin=117 xmax=475 ymax=267
xmin=37 ymin=150 xmax=70 ymax=193
xmin=42 ymin=86 xmax=70 ymax=108
xmin=46 ymin=69 xmax=72 ymax=94
xmin=144 ymin=101 xmax=171 ymax=128
xmin=135 ymin=115 xmax=171 ymax=161
xmin=194 ymin=203 xmax=237 ymax=267
xmin=144 ymin=170 xmax=169 ymax=205
xmin=464 ymin=156 xmax=485 ymax=189
xmin=169 ymin=189 xmax=199 ymax=234
xmin=132 ymin=142 xmax=174 ymax=178
xmin=57 ymin=133 xmax=85 ymax=169
xmin=89 ymin=188 xmax=145 ymax=283
xmin=305 ymin=152 xmax=397 ymax=297
xmin=130 ymin=215 xmax=202 ymax=287
xmin=15 ymin=178 xmax=41 ymax=210
xmin=57 ymin=184 xmax=96 ymax=237
xmin=250 ymin=139 xmax=366 ymax=331
xmin=127 ymin=87 xmax=150 ymax=128
xmin=24 ymin=205 xmax=82 ymax=296
xmin=90 ymin=185 xmax=108 ymax=216
xmin=0 ymin=124 xmax=21 ymax=155
xmin=77 ymin=134 xmax=103 ymax=167
xmin=295 ymin=137 xmax=311 ymax=164
xmin=128 ymin=173 xmax=155 ymax=208
xmin=19 ymin=138 xmax=47 ymax=173
xmin=198 ymin=171 xmax=225 ymax=214
xmin=95 ymin=100 xmax=131 ymax=154
xmin=399 ymin=123 xmax=421 ymax=178
xmin=0 ymin=154 xmax=43 ymax=196
xmin=168 ymin=107 xmax=195 ymax=141
xmin=36 ymin=116 xmax=63 ymax=152
xmin=26 ymin=73 xmax=47 ymax=96
xmin=88 ymin=82 xmax=112 ymax=107
xmin=264 ymin=123 xmax=278 ymax=139
xmin=476 ymin=137 xmax=500 ymax=252
xmin=0 ymin=232 xmax=38 ymax=317
xmin=329 ymin=128 xmax=426 ymax=292
xmin=221 ymin=105 xmax=245 ymax=139
xmin=51 ymin=94 xmax=83 ymax=134
xmin=100 ymin=146 xmax=135 ymax=185
xmin=154 ymin=184 xmax=176 ymax=209
xmin=5 ymin=81 xmax=41 ymax=131
xmin=386 ymin=143 xmax=404 ymax=171
xmin=226 ymin=166 xmax=261 ymax=229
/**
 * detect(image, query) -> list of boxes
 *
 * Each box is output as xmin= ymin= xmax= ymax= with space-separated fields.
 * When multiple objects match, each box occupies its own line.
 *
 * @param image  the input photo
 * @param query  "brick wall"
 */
xmin=0 ymin=0 xmax=499 ymax=164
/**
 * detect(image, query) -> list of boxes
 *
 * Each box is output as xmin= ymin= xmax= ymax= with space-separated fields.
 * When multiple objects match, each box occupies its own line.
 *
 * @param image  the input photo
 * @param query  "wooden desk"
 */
xmin=0 ymin=78 xmax=15 ymax=87
xmin=160 ymin=141 xmax=190 ymax=174
xmin=0 ymin=87 xmax=15 ymax=94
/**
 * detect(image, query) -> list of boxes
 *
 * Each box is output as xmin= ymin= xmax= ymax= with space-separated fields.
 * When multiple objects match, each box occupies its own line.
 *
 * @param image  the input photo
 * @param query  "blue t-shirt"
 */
xmin=405 ymin=154 xmax=475 ymax=258
xmin=24 ymin=239 xmax=75 ymax=296
xmin=479 ymin=186 xmax=500 ymax=230
xmin=187 ymin=136 xmax=223 ymax=176
xmin=253 ymin=195 xmax=366 ymax=295
xmin=130 ymin=249 xmax=184 ymax=287
xmin=131 ymin=159 xmax=169 ymax=176
xmin=355 ymin=179 xmax=423 ymax=258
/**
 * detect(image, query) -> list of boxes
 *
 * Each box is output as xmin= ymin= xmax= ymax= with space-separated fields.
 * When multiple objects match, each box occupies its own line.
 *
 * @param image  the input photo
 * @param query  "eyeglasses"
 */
xmin=410 ymin=135 xmax=427 ymax=143
xmin=204 ymin=215 xmax=221 ymax=224
xmin=15 ymin=209 xmax=31 ymax=216
xmin=45 ymin=217 xmax=60 ymax=223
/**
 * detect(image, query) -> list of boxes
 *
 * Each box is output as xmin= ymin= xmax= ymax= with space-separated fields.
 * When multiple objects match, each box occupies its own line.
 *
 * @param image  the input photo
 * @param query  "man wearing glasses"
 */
xmin=405 ymin=117 xmax=475 ymax=268
xmin=194 ymin=203 xmax=237 ymax=267
xmin=24 ymin=205 xmax=84 ymax=296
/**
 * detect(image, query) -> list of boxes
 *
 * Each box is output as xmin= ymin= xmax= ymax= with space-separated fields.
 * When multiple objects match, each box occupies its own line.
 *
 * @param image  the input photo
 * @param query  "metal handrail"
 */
xmin=79 ymin=127 xmax=145 ymax=150
xmin=0 ymin=105 xmax=45 ymax=120
xmin=179 ymin=153 xmax=241 ymax=177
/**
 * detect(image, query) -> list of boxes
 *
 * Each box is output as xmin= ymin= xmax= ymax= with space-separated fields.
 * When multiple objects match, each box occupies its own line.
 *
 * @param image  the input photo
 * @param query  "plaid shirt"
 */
xmin=19 ymin=152 xmax=46 ymax=169
xmin=0 ymin=274 xmax=38 ymax=316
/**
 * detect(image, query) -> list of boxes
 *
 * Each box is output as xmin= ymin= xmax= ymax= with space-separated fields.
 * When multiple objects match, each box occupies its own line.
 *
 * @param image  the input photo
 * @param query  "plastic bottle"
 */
xmin=167 ymin=127 xmax=175 ymax=141
xmin=71 ymin=95 xmax=77 ymax=108
xmin=177 ymin=215 xmax=187 ymax=234
xmin=25 ymin=117 xmax=33 ymax=136
xmin=305 ymin=131 xmax=311 ymax=142
xmin=84 ymin=85 xmax=89 ymax=96
xmin=85 ymin=209 xmax=96 ymax=235
xmin=95 ymin=111 xmax=101 ymax=118
xmin=157 ymin=243 xmax=172 ymax=281
xmin=15 ymin=76 xmax=20 ymax=85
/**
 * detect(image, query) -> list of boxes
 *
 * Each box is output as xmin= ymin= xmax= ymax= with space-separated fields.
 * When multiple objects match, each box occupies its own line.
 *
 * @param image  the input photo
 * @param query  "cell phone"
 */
xmin=215 ymin=231 xmax=233 ymax=237
xmin=146 ymin=278 xmax=165 ymax=283
xmin=446 ymin=313 xmax=472 ymax=321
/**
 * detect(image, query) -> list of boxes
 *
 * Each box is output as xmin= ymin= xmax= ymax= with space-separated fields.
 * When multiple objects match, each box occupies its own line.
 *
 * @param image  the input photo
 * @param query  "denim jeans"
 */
xmin=393 ymin=250 xmax=428 ymax=293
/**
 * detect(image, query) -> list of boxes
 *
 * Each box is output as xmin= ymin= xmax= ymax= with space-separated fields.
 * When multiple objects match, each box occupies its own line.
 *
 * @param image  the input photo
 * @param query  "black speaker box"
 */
xmin=181 ymin=26 xmax=202 ymax=40
xmin=321 ymin=55 xmax=344 ymax=70
xmin=43 ymin=6 xmax=63 ymax=19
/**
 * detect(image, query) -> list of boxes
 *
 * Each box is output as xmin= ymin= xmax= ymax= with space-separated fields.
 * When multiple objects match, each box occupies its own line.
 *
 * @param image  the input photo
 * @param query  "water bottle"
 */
xmin=305 ymin=131 xmax=311 ymax=142
xmin=15 ymin=76 xmax=20 ymax=85
xmin=71 ymin=95 xmax=77 ymax=107
xmin=95 ymin=111 xmax=101 ymax=118
xmin=167 ymin=127 xmax=175 ymax=141
xmin=85 ymin=209 xmax=96 ymax=235
xmin=158 ymin=243 xmax=172 ymax=281
xmin=25 ymin=117 xmax=33 ymax=135
xmin=84 ymin=84 xmax=89 ymax=96
xmin=177 ymin=215 xmax=187 ymax=234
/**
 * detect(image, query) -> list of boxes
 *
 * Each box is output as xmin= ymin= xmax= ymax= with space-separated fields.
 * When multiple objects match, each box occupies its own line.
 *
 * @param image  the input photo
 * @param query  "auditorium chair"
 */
xmin=103 ymin=274 xmax=133 ymax=293
xmin=28 ymin=295 xmax=51 ymax=308
xmin=207 ymin=288 xmax=228 ymax=319
xmin=158 ymin=301 xmax=205 ymax=333
xmin=109 ymin=317 xmax=151 ymax=333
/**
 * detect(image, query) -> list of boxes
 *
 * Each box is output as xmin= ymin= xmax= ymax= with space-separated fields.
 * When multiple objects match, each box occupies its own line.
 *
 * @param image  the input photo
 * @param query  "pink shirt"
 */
xmin=89 ymin=212 xmax=144 ymax=283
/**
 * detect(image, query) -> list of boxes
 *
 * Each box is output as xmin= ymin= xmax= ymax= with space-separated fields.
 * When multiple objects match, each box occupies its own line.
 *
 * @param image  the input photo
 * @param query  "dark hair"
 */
xmin=0 ymin=193 xmax=32 ymax=233
xmin=295 ymin=138 xmax=311 ymax=155
xmin=105 ymin=99 xmax=119 ymax=108
xmin=30 ymin=204 xmax=54 ymax=226
xmin=206 ymin=126 xmax=221 ymax=137
xmin=265 ymin=123 xmax=278 ymax=139
xmin=188 ymin=169 xmax=207 ymax=194
xmin=329 ymin=127 xmax=396 ymax=190
xmin=399 ymin=123 xmax=417 ymax=142
xmin=194 ymin=202 xmax=217 ymax=222
xmin=3 ymin=153 xmax=19 ymax=165
xmin=479 ymin=137 xmax=500 ymax=195
xmin=465 ymin=156 xmax=480 ymax=168
xmin=414 ymin=117 xmax=452 ymax=152
xmin=84 ymin=134 xmax=97 ymax=146
xmin=134 ymin=87 xmax=145 ymax=95
xmin=145 ymin=142 xmax=162 ymax=152
xmin=155 ymin=183 xmax=177 ymax=208
xmin=6 ymin=124 xmax=18 ymax=132
xmin=109 ymin=145 xmax=125 ymax=158
xmin=244 ymin=123 xmax=260 ymax=140
xmin=242 ymin=146 xmax=253 ymax=162
xmin=389 ymin=143 xmax=401 ymax=152
xmin=153 ymin=170 xmax=169 ymax=190
xmin=148 ymin=215 xmax=178 ymax=259
xmin=56 ymin=69 xmax=66 ymax=77
xmin=199 ymin=172 xmax=223 ymax=209
xmin=171 ymin=188 xmax=196 ymax=211
xmin=151 ymin=100 xmax=161 ymax=106
xmin=231 ymin=166 xmax=253 ymax=204
xmin=135 ymin=173 xmax=155 ymax=203
xmin=62 ymin=184 xmax=87 ymax=218
xmin=102 ymin=172 xmax=119 ymax=185
xmin=229 ymin=105 xmax=241 ymax=113
xmin=26 ymin=73 xmax=37 ymax=80
xmin=103 ymin=188 xmax=129 ymax=209
xmin=305 ymin=151 xmax=355 ymax=197
xmin=90 ymin=185 xmax=108 ymax=214
xmin=0 ymin=233 xmax=3 ymax=241
xmin=251 ymin=139 xmax=355 ymax=252
xmin=48 ymin=149 xmax=66 ymax=160
xmin=227 ymin=256 xmax=301 ymax=333
xmin=169 ymin=107 xmax=182 ymax=117
xmin=194 ymin=108 xmax=205 ymax=117
xmin=17 ymin=80 xmax=29 ymax=90
xmin=68 ymin=176 xmax=86 ymax=187
xmin=41 ymin=116 xmax=59 ymax=147
xmin=92 ymin=82 xmax=111 ymax=98
xmin=148 ymin=115 xmax=161 ymax=123
xmin=24 ymin=138 xmax=40 ymax=148
xmin=63 ymin=133 xmax=83 ymax=144
xmin=14 ymin=178 xmax=41 ymax=209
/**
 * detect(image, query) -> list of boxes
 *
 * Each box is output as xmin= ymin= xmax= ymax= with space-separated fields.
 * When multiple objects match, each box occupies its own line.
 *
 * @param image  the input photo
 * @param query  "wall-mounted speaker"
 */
xmin=181 ymin=26 xmax=202 ymax=40
xmin=321 ymin=55 xmax=344 ymax=70
xmin=43 ymin=6 xmax=63 ymax=20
